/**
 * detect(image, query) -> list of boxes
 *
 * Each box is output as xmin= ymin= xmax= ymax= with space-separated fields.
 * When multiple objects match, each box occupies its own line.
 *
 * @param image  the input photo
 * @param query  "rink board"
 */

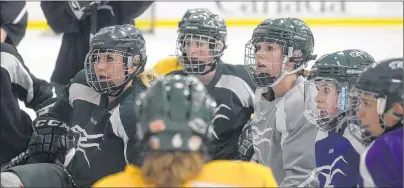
xmin=25 ymin=2 xmax=403 ymax=29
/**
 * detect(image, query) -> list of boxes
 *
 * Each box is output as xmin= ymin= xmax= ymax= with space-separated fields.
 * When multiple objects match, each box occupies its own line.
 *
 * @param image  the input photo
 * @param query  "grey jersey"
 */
xmin=251 ymin=76 xmax=319 ymax=187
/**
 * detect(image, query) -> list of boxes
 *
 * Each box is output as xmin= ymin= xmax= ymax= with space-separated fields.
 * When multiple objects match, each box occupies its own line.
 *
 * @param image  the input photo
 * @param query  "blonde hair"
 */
xmin=137 ymin=69 xmax=159 ymax=88
xmin=141 ymin=152 xmax=205 ymax=187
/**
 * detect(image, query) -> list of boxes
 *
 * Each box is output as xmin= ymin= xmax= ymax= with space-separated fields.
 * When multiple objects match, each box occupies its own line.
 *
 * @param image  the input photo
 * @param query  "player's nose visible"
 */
xmin=95 ymin=62 xmax=112 ymax=74
xmin=356 ymin=105 xmax=366 ymax=119
xmin=315 ymin=95 xmax=323 ymax=104
xmin=190 ymin=46 xmax=201 ymax=57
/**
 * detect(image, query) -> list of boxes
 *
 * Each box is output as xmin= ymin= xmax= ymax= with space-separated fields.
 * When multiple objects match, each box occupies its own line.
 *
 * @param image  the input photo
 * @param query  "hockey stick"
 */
xmin=1 ymin=149 xmax=77 ymax=187
xmin=89 ymin=1 xmax=98 ymax=44
xmin=1 ymin=150 xmax=30 ymax=172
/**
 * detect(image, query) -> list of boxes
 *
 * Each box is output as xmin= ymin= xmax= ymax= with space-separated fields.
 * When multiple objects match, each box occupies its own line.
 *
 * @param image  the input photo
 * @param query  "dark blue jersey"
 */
xmin=314 ymin=122 xmax=365 ymax=187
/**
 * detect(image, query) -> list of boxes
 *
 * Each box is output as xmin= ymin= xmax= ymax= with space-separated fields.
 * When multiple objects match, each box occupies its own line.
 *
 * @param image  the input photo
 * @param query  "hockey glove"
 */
xmin=34 ymin=98 xmax=57 ymax=117
xmin=67 ymin=1 xmax=109 ymax=20
xmin=28 ymin=114 xmax=71 ymax=164
xmin=238 ymin=119 xmax=255 ymax=161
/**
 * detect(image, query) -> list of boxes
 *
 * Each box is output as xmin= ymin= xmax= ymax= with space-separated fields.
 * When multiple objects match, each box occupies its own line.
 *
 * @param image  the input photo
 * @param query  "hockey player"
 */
xmin=93 ymin=75 xmax=279 ymax=187
xmin=1 ymin=24 xmax=151 ymax=187
xmin=40 ymin=1 xmax=153 ymax=96
xmin=239 ymin=18 xmax=319 ymax=187
xmin=168 ymin=9 xmax=256 ymax=160
xmin=152 ymin=8 xmax=211 ymax=76
xmin=346 ymin=58 xmax=403 ymax=187
xmin=303 ymin=49 xmax=375 ymax=187
xmin=0 ymin=42 xmax=54 ymax=166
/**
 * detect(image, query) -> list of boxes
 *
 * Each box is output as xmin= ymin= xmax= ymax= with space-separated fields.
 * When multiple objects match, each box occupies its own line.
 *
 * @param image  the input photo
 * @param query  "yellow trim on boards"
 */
xmin=28 ymin=18 xmax=403 ymax=30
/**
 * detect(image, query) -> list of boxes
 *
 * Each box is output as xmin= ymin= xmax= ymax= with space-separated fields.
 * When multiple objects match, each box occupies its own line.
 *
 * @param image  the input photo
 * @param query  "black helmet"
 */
xmin=347 ymin=58 xmax=403 ymax=144
xmin=135 ymin=75 xmax=217 ymax=153
xmin=304 ymin=49 xmax=375 ymax=131
xmin=175 ymin=9 xmax=227 ymax=75
xmin=85 ymin=24 xmax=147 ymax=96
xmin=244 ymin=18 xmax=316 ymax=87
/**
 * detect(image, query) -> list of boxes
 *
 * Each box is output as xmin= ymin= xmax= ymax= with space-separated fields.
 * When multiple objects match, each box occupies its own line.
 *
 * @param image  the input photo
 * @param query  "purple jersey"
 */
xmin=359 ymin=127 xmax=403 ymax=187
xmin=314 ymin=123 xmax=365 ymax=188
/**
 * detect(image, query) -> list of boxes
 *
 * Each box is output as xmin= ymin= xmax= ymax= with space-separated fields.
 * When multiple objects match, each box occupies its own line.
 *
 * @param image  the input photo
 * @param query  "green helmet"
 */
xmin=135 ymin=75 xmax=217 ymax=153
xmin=310 ymin=49 xmax=376 ymax=85
xmin=244 ymin=18 xmax=316 ymax=88
xmin=175 ymin=9 xmax=227 ymax=75
xmin=304 ymin=49 xmax=376 ymax=131
xmin=178 ymin=8 xmax=211 ymax=29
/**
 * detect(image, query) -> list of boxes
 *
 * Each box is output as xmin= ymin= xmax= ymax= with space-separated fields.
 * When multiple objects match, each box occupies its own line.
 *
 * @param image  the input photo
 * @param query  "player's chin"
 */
xmin=266 ymin=71 xmax=280 ymax=78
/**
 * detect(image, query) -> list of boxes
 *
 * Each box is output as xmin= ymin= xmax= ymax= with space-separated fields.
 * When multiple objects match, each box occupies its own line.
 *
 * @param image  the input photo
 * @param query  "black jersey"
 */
xmin=0 ymin=1 xmax=28 ymax=46
xmin=49 ymin=70 xmax=146 ymax=187
xmin=0 ymin=43 xmax=53 ymax=165
xmin=169 ymin=62 xmax=256 ymax=160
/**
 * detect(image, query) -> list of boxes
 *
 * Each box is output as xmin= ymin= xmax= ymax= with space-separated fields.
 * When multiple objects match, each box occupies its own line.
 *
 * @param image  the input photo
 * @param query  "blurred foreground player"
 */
xmin=0 ymin=1 xmax=28 ymax=46
xmin=41 ymin=1 xmax=153 ymax=96
xmin=346 ymin=58 xmax=403 ymax=187
xmin=93 ymin=75 xmax=278 ymax=187
xmin=0 ymin=43 xmax=54 ymax=165
xmin=304 ymin=49 xmax=375 ymax=187
xmin=169 ymin=9 xmax=256 ymax=160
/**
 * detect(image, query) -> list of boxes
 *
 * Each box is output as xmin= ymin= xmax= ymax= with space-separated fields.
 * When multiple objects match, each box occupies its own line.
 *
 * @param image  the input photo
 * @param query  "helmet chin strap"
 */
xmin=108 ymin=60 xmax=145 ymax=97
xmin=268 ymin=56 xmax=304 ymax=88
xmin=200 ymin=61 xmax=217 ymax=75
xmin=183 ymin=58 xmax=218 ymax=75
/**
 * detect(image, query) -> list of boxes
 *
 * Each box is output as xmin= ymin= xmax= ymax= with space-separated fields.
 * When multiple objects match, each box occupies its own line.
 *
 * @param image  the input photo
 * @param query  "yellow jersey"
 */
xmin=153 ymin=57 xmax=183 ymax=76
xmin=93 ymin=160 xmax=278 ymax=187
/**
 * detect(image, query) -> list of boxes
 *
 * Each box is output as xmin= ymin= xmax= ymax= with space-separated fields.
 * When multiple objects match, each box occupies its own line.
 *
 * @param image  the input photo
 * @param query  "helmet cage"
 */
xmin=85 ymin=48 xmax=143 ymax=94
xmin=304 ymin=77 xmax=350 ymax=131
xmin=175 ymin=33 xmax=225 ymax=74
xmin=346 ymin=87 xmax=386 ymax=144
xmin=244 ymin=36 xmax=304 ymax=88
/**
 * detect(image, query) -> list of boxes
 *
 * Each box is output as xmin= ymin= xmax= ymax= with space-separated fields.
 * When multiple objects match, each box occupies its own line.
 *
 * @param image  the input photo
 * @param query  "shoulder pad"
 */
xmin=221 ymin=63 xmax=257 ymax=90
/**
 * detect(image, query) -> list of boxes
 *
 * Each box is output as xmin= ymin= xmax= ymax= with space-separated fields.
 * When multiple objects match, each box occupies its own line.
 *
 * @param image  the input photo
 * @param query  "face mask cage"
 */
xmin=85 ymin=48 xmax=142 ymax=94
xmin=304 ymin=77 xmax=350 ymax=131
xmin=175 ymin=33 xmax=225 ymax=74
xmin=244 ymin=36 xmax=303 ymax=88
xmin=346 ymin=87 xmax=383 ymax=144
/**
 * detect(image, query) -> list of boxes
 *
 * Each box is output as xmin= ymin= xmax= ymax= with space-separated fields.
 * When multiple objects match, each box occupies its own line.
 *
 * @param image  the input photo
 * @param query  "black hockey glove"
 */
xmin=238 ymin=119 xmax=255 ymax=161
xmin=67 ymin=1 xmax=109 ymax=20
xmin=34 ymin=98 xmax=57 ymax=117
xmin=28 ymin=114 xmax=70 ymax=164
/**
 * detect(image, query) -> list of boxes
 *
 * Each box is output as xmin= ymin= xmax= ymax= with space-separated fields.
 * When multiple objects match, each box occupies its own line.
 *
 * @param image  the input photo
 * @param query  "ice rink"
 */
xmin=16 ymin=26 xmax=403 ymax=118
